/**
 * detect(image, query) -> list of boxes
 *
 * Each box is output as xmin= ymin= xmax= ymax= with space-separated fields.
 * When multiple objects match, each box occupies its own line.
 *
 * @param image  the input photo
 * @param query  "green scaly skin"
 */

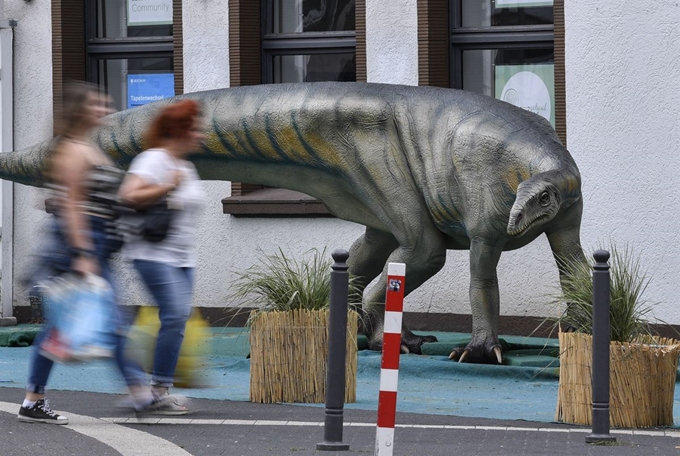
xmin=0 ymin=82 xmax=585 ymax=363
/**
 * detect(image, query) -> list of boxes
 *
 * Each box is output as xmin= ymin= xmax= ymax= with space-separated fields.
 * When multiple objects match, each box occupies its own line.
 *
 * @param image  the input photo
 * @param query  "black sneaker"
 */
xmin=17 ymin=398 xmax=69 ymax=425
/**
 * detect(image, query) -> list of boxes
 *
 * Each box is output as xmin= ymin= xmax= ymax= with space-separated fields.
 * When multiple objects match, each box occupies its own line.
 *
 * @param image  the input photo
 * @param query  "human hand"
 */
xmin=171 ymin=169 xmax=184 ymax=189
xmin=73 ymin=255 xmax=100 ymax=277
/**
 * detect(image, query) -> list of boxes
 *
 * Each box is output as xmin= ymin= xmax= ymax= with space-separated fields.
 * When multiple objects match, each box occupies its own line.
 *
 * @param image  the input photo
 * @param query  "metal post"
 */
xmin=317 ymin=249 xmax=350 ymax=451
xmin=585 ymin=250 xmax=616 ymax=444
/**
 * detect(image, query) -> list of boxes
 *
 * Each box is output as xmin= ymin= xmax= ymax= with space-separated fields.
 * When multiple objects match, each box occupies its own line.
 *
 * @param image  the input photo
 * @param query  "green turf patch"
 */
xmin=0 ymin=324 xmax=41 ymax=347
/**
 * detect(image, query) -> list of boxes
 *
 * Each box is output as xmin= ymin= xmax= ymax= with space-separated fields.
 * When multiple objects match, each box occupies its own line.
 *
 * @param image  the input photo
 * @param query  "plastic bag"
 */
xmin=39 ymin=274 xmax=117 ymax=363
xmin=124 ymin=306 xmax=210 ymax=388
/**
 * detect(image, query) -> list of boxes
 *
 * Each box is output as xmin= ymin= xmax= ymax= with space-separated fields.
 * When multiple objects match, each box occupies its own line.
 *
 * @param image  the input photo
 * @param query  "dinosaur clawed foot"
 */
xmin=367 ymin=329 xmax=438 ymax=355
xmin=449 ymin=336 xmax=503 ymax=364
xmin=399 ymin=331 xmax=438 ymax=354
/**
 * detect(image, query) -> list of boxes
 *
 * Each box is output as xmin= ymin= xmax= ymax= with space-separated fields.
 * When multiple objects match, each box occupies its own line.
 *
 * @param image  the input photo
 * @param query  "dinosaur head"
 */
xmin=507 ymin=170 xmax=577 ymax=237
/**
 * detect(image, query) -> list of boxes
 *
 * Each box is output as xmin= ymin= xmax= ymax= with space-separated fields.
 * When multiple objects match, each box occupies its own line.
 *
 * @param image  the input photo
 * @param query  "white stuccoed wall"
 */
xmin=365 ymin=0 xmax=418 ymax=85
xmin=6 ymin=0 xmax=55 ymax=305
xmin=12 ymin=2 xmax=677 ymax=327
xmin=564 ymin=2 xmax=680 ymax=324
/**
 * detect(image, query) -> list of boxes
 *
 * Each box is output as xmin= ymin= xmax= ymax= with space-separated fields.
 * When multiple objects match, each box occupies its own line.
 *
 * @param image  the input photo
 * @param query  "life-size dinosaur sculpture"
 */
xmin=0 ymin=82 xmax=585 ymax=364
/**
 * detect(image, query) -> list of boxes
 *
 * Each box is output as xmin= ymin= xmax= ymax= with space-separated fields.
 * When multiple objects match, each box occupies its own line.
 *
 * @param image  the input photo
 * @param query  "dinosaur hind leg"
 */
xmin=348 ymin=228 xmax=400 ymax=292
xmin=363 ymin=231 xmax=447 ymax=355
xmin=348 ymin=228 xmax=399 ymax=321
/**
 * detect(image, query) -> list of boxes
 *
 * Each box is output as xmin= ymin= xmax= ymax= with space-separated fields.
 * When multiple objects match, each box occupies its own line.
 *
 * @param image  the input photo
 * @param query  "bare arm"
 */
xmin=118 ymin=171 xmax=183 ymax=209
xmin=50 ymin=143 xmax=98 ymax=274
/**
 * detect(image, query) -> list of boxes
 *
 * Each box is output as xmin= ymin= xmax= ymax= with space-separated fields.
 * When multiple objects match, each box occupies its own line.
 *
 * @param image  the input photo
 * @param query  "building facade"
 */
xmin=2 ymin=1 xmax=679 ymax=333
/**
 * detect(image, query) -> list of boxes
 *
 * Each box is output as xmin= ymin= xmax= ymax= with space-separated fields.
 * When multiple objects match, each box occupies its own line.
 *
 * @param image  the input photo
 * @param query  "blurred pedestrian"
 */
xmin=118 ymin=99 xmax=206 ymax=407
xmin=17 ymin=82 xmax=177 ymax=425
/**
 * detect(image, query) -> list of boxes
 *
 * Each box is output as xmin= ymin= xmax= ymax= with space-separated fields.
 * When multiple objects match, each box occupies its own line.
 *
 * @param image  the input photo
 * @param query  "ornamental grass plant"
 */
xmin=230 ymin=247 xmax=361 ymax=403
xmin=553 ymin=242 xmax=680 ymax=427
xmin=229 ymin=247 xmax=363 ymax=322
xmin=552 ymin=242 xmax=655 ymax=342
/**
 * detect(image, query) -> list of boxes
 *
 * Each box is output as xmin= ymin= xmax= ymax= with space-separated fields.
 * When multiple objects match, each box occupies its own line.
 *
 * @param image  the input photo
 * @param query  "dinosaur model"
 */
xmin=0 ymin=82 xmax=585 ymax=363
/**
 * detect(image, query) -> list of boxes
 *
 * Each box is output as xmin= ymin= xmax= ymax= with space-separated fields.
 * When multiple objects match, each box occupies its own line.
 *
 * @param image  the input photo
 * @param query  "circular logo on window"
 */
xmin=500 ymin=71 xmax=551 ymax=122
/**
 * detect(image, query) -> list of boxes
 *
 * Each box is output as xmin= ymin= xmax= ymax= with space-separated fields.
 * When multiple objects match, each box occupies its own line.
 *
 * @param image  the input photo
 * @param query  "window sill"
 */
xmin=222 ymin=188 xmax=334 ymax=217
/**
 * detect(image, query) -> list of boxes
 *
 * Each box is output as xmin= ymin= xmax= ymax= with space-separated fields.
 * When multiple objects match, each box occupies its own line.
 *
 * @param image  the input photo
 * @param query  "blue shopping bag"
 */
xmin=40 ymin=274 xmax=117 ymax=363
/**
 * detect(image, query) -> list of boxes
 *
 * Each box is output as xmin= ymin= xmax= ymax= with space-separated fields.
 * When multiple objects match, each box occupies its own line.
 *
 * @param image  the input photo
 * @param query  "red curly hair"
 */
xmin=144 ymin=99 xmax=201 ymax=149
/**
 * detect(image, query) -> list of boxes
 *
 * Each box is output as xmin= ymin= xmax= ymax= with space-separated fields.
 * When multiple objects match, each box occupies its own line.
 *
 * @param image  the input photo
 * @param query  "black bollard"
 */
xmin=585 ymin=250 xmax=616 ymax=444
xmin=317 ymin=249 xmax=350 ymax=451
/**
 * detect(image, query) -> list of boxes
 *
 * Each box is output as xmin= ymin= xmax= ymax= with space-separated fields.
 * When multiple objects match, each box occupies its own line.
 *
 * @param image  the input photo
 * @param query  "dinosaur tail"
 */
xmin=0 ymin=138 xmax=54 ymax=187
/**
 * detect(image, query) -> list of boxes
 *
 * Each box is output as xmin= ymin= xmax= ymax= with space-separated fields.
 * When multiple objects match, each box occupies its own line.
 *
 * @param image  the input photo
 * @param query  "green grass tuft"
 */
xmin=552 ymin=242 xmax=655 ymax=343
xmin=228 ymin=247 xmax=363 ymax=324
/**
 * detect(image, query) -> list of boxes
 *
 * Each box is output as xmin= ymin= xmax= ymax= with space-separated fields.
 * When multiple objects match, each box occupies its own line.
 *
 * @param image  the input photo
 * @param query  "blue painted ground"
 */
xmin=0 ymin=327 xmax=678 ymax=425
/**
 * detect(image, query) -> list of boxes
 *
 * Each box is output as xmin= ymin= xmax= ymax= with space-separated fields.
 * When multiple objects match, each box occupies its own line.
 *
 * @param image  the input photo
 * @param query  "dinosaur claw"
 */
xmin=458 ymin=349 xmax=469 ymax=363
xmin=400 ymin=344 xmax=410 ymax=354
xmin=494 ymin=346 xmax=503 ymax=364
xmin=448 ymin=351 xmax=457 ymax=360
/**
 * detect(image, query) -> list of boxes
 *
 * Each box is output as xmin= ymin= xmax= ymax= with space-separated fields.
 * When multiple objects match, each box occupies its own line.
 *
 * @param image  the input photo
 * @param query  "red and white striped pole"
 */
xmin=375 ymin=262 xmax=405 ymax=456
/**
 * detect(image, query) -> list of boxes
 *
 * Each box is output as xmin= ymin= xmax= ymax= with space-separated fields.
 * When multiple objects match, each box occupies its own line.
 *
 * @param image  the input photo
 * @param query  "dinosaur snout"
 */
xmin=507 ymin=210 xmax=524 ymax=237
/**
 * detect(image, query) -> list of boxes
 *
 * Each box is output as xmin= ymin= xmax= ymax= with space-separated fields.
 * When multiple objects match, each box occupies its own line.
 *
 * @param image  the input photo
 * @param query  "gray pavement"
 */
xmin=1 ymin=387 xmax=680 ymax=456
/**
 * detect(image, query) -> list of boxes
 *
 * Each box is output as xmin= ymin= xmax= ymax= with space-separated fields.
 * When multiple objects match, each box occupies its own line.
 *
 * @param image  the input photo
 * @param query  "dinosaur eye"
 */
xmin=539 ymin=191 xmax=551 ymax=206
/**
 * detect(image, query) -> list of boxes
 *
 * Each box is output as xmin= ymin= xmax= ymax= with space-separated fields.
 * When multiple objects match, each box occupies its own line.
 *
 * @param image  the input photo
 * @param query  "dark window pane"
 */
xmin=462 ymin=48 xmax=554 ymax=127
xmin=271 ymin=53 xmax=356 ymax=83
xmin=97 ymin=57 xmax=174 ymax=110
xmin=96 ymin=0 xmax=172 ymax=38
xmin=460 ymin=0 xmax=553 ymax=27
xmin=269 ymin=0 xmax=355 ymax=33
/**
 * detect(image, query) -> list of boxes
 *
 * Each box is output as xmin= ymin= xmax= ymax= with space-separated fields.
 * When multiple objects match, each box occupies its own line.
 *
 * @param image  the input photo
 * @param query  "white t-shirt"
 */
xmin=123 ymin=148 xmax=206 ymax=267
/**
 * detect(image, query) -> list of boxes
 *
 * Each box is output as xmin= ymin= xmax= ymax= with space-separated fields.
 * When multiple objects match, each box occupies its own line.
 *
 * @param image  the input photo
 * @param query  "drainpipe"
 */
xmin=0 ymin=18 xmax=16 ymax=326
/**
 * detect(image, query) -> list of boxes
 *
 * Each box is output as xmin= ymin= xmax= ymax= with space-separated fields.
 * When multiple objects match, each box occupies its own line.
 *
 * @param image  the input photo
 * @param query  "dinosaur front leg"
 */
xmin=546 ymin=200 xmax=586 ymax=279
xmin=546 ymin=203 xmax=586 ymax=326
xmin=450 ymin=238 xmax=504 ymax=364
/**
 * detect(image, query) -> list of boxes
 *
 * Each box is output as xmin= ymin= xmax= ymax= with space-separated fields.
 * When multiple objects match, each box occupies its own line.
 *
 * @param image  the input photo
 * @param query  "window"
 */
xmin=51 ymin=1 xmax=183 ymax=127
xmin=224 ymin=0 xmax=366 ymax=216
xmin=85 ymin=0 xmax=182 ymax=111
xmin=262 ymin=0 xmax=356 ymax=84
xmin=418 ymin=0 xmax=565 ymax=144
xmin=451 ymin=1 xmax=555 ymax=127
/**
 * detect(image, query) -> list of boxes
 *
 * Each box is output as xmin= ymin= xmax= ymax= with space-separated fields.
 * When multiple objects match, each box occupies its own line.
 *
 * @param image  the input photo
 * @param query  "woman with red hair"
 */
xmin=119 ymin=99 xmax=206 ymax=414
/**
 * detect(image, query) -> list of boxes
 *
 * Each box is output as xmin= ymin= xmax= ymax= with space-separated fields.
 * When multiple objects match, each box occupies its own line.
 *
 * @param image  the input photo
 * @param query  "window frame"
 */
xmin=415 ymin=0 xmax=565 ymax=145
xmin=449 ymin=2 xmax=555 ymax=93
xmin=260 ymin=1 xmax=358 ymax=84
xmin=83 ymin=1 xmax=182 ymax=107
xmin=261 ymin=32 xmax=357 ymax=84
xmin=223 ymin=0 xmax=366 ymax=216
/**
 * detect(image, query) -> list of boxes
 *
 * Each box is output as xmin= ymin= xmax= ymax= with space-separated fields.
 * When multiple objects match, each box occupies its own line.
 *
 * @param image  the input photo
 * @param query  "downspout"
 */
xmin=0 ymin=18 xmax=16 ymax=326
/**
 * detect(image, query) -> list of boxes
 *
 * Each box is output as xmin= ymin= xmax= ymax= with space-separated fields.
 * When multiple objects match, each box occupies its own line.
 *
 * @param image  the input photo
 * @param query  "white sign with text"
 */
xmin=495 ymin=0 xmax=553 ymax=8
xmin=127 ymin=0 xmax=173 ymax=26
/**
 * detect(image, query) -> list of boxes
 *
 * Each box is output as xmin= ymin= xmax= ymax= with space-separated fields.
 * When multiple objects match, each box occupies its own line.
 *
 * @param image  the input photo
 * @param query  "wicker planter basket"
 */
xmin=556 ymin=331 xmax=680 ymax=428
xmin=249 ymin=308 xmax=358 ymax=404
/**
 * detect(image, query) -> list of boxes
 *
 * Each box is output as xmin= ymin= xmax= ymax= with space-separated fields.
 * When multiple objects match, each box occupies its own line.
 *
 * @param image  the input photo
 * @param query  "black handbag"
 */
xmin=139 ymin=198 xmax=176 ymax=242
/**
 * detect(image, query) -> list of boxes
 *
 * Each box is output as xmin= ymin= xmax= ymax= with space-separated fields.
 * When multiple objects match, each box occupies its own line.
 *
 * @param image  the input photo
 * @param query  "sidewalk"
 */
xmin=2 ymin=325 xmax=680 ymax=455
xmin=1 ymin=387 xmax=679 ymax=456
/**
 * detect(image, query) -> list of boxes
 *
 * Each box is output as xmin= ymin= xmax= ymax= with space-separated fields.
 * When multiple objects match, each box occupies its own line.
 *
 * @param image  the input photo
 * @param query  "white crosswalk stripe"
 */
xmin=0 ymin=401 xmax=191 ymax=456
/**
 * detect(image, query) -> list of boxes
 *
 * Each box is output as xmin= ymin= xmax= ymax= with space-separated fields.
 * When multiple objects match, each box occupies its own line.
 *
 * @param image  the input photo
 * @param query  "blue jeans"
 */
xmin=133 ymin=259 xmax=194 ymax=388
xmin=27 ymin=217 xmax=147 ymax=394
